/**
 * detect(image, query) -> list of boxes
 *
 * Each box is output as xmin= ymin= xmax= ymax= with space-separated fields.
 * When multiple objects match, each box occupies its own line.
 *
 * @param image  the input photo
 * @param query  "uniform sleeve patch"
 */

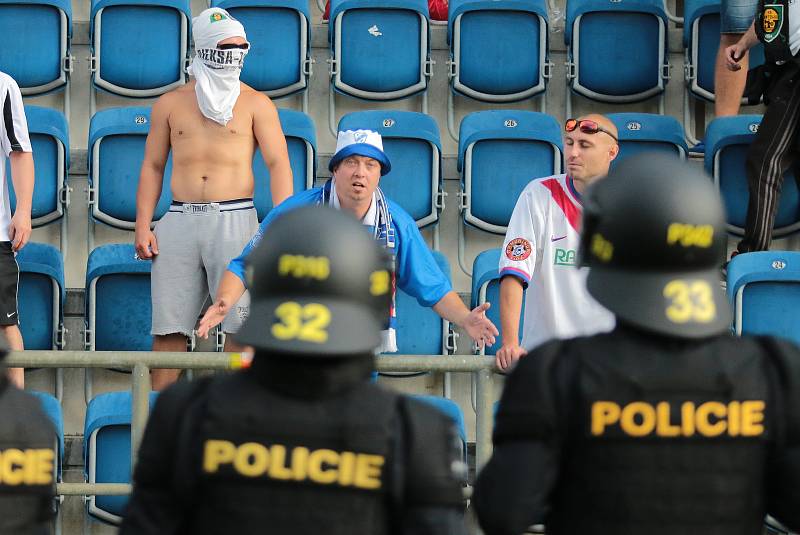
xmin=505 ymin=238 xmax=532 ymax=261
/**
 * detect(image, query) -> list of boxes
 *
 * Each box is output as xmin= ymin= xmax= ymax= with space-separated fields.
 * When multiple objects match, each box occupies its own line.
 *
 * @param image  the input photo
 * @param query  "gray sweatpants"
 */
xmin=151 ymin=205 xmax=257 ymax=337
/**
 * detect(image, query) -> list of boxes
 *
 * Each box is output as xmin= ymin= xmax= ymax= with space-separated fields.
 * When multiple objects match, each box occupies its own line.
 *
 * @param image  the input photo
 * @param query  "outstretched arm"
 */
xmin=432 ymin=292 xmax=499 ymax=350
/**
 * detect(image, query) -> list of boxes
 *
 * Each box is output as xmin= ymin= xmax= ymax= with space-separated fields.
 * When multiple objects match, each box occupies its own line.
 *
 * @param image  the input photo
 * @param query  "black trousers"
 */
xmin=738 ymin=61 xmax=800 ymax=253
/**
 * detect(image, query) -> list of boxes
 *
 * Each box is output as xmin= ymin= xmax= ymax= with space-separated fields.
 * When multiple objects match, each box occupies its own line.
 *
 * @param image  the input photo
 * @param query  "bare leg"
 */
xmin=151 ymin=333 xmax=187 ymax=391
xmin=715 ymin=33 xmax=749 ymax=117
xmin=2 ymin=325 xmax=24 ymax=388
xmin=223 ymin=336 xmax=246 ymax=353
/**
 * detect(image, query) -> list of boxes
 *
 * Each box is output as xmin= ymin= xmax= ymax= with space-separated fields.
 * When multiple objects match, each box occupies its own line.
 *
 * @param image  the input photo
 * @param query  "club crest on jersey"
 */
xmin=210 ymin=12 xmax=228 ymax=22
xmin=506 ymin=238 xmax=531 ymax=261
xmin=763 ymin=5 xmax=783 ymax=42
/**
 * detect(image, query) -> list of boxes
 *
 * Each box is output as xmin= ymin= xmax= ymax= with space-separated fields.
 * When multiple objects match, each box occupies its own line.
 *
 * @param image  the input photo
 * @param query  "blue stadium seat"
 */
xmin=447 ymin=0 xmax=550 ymax=103
xmin=90 ymin=0 xmax=190 ymax=99
xmin=457 ymin=110 xmax=562 ymax=274
xmin=471 ymin=248 xmax=524 ymax=357
xmin=254 ymin=109 xmax=316 ymax=221
xmin=87 ymin=107 xmax=173 ymax=249
xmin=409 ymin=394 xmax=467 ymax=458
xmin=28 ymin=391 xmax=64 ymax=478
xmin=84 ymin=391 xmax=159 ymax=525
xmin=85 ymin=244 xmax=152 ymax=352
xmin=211 ymin=0 xmax=311 ymax=101
xmin=682 ymin=0 xmax=765 ymax=142
xmin=0 ymin=0 xmax=71 ymax=97
xmin=327 ymin=0 xmax=432 ymax=134
xmin=16 ymin=243 xmax=65 ymax=351
xmin=705 ymin=116 xmax=800 ymax=237
xmin=7 ymin=106 xmax=70 ymax=252
xmin=608 ymin=113 xmax=687 ymax=165
xmin=727 ymin=251 xmax=800 ymax=346
xmin=565 ymin=0 xmax=668 ymax=113
xmin=338 ymin=110 xmax=442 ymax=230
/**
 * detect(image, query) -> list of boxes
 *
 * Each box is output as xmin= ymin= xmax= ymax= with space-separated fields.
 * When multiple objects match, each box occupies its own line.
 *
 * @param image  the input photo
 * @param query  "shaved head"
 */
xmin=563 ymin=113 xmax=619 ymax=190
xmin=577 ymin=114 xmax=619 ymax=141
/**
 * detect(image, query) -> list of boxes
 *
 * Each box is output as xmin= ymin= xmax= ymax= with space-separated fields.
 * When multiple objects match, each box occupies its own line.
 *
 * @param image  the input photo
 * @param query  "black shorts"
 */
xmin=0 ymin=242 xmax=19 ymax=326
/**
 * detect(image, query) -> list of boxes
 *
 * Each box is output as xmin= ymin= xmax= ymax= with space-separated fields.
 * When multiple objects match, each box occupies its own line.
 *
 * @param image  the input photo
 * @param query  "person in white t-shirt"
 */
xmin=0 ymin=71 xmax=34 ymax=388
xmin=496 ymin=114 xmax=618 ymax=371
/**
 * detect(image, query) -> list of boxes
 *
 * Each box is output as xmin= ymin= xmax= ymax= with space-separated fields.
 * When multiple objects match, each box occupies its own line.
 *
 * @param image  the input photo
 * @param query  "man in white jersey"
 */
xmin=0 ymin=71 xmax=34 ymax=388
xmin=496 ymin=114 xmax=618 ymax=371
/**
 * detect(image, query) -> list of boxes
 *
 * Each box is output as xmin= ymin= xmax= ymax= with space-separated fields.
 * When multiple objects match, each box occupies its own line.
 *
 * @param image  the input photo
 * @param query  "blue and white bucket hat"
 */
xmin=328 ymin=129 xmax=392 ymax=176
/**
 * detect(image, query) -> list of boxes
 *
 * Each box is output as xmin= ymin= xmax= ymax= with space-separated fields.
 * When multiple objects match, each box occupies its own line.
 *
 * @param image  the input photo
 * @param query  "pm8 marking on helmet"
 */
xmin=666 ymin=223 xmax=715 ymax=248
xmin=278 ymin=255 xmax=331 ymax=281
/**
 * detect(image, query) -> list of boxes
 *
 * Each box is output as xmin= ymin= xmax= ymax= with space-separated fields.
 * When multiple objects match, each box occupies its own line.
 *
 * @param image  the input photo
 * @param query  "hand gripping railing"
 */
xmin=6 ymin=351 xmax=497 ymax=499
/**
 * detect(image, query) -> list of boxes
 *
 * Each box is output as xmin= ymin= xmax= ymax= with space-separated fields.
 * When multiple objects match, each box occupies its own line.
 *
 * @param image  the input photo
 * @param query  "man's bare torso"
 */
xmin=167 ymin=81 xmax=257 ymax=202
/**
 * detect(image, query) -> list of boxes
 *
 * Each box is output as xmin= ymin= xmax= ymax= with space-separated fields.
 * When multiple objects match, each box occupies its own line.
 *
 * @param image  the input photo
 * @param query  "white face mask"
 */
xmin=188 ymin=8 xmax=249 ymax=126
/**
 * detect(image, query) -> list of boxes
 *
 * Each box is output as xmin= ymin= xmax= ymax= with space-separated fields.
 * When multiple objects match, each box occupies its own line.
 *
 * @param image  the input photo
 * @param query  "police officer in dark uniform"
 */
xmin=121 ymin=206 xmax=467 ymax=535
xmin=0 ymin=334 xmax=58 ymax=534
xmin=472 ymin=154 xmax=800 ymax=535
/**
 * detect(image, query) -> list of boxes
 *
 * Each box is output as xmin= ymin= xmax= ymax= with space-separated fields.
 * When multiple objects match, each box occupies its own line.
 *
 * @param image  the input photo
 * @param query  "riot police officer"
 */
xmin=472 ymin=154 xmax=800 ymax=535
xmin=0 ymin=334 xmax=57 ymax=534
xmin=121 ymin=206 xmax=466 ymax=535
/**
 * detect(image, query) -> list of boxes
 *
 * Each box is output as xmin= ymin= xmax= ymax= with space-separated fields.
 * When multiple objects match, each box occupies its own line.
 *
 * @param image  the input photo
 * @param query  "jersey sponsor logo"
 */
xmin=505 ymin=238 xmax=532 ymax=261
xmin=763 ymin=5 xmax=784 ymax=42
xmin=203 ymin=440 xmax=385 ymax=490
xmin=278 ymin=255 xmax=330 ymax=280
xmin=666 ymin=223 xmax=714 ymax=248
xmin=591 ymin=400 xmax=765 ymax=438
xmin=0 ymin=448 xmax=54 ymax=486
xmin=554 ymin=247 xmax=577 ymax=266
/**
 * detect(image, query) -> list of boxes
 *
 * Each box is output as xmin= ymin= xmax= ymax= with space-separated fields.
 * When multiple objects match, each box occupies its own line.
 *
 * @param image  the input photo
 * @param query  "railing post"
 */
xmin=130 ymin=362 xmax=151 ymax=475
xmin=474 ymin=367 xmax=494 ymax=473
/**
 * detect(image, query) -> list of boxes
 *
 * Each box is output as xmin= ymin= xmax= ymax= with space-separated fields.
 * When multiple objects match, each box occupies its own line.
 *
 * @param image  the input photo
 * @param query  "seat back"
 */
xmin=705 ymin=116 xmax=800 ymax=237
xmin=339 ymin=110 xmax=442 ymax=227
xmin=85 ymin=244 xmax=153 ymax=351
xmin=88 ymin=107 xmax=173 ymax=230
xmin=409 ymin=394 xmax=467 ymax=457
xmin=90 ymin=0 xmax=190 ymax=97
xmin=471 ymin=248 xmax=524 ymax=356
xmin=330 ymin=0 xmax=430 ymax=100
xmin=84 ymin=391 xmax=159 ymax=524
xmin=608 ymin=112 xmax=687 ymax=165
xmin=28 ymin=391 xmax=64 ymax=478
xmin=448 ymin=0 xmax=549 ymax=102
xmin=566 ymin=0 xmax=667 ymax=102
xmin=459 ymin=110 xmax=562 ymax=234
xmin=727 ymin=251 xmax=800 ymax=346
xmin=0 ymin=0 xmax=71 ymax=95
xmin=212 ymin=0 xmax=310 ymax=98
xmin=16 ymin=243 xmax=65 ymax=350
xmin=7 ymin=106 xmax=69 ymax=227
xmin=253 ymin=109 xmax=316 ymax=220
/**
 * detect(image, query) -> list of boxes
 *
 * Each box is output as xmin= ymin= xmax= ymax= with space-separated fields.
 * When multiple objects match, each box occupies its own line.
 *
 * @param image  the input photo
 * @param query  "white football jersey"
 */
xmin=499 ymin=174 xmax=615 ymax=350
xmin=0 ymin=71 xmax=32 ymax=242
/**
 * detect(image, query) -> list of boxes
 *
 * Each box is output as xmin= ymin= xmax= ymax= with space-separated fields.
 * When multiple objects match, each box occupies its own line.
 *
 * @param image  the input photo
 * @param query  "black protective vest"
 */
xmin=757 ymin=0 xmax=796 ymax=62
xmin=182 ymin=374 xmax=400 ymax=535
xmin=0 ymin=382 xmax=57 ymax=535
xmin=547 ymin=334 xmax=777 ymax=535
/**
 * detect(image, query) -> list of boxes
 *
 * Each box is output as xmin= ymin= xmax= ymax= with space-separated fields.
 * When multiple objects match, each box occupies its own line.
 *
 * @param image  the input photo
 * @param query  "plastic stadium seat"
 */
xmin=705 ymin=116 xmax=800 ymax=237
xmin=84 ymin=391 xmax=159 ymax=525
xmin=28 ymin=391 xmax=64 ymax=478
xmin=565 ymin=0 xmax=668 ymax=111
xmin=85 ymin=244 xmax=152 ymax=352
xmin=16 ymin=243 xmax=65 ymax=350
xmin=447 ymin=0 xmax=550 ymax=103
xmin=457 ymin=110 xmax=562 ymax=273
xmin=253 ymin=109 xmax=316 ymax=221
xmin=211 ymin=0 xmax=311 ymax=99
xmin=727 ymin=251 xmax=800 ymax=346
xmin=338 ymin=110 xmax=442 ymax=229
xmin=90 ymin=0 xmax=190 ymax=98
xmin=608 ymin=113 xmax=687 ymax=165
xmin=87 ymin=107 xmax=173 ymax=249
xmin=409 ymin=394 xmax=467 ymax=457
xmin=471 ymin=248 xmax=524 ymax=357
xmin=327 ymin=0 xmax=432 ymax=133
xmin=7 ymin=106 xmax=70 ymax=253
xmin=0 ymin=0 xmax=71 ymax=97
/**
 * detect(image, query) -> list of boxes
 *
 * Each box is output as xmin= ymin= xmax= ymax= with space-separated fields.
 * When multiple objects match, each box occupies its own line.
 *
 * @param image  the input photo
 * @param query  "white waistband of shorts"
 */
xmin=169 ymin=199 xmax=254 ymax=213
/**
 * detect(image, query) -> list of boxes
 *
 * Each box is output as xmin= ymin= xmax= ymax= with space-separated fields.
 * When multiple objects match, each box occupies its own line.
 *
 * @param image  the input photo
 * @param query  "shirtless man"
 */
xmin=134 ymin=7 xmax=292 ymax=390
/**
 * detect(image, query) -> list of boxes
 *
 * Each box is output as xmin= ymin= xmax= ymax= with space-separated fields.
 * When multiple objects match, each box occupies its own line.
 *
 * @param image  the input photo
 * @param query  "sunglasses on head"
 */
xmin=565 ymin=118 xmax=618 ymax=141
xmin=218 ymin=42 xmax=250 ymax=50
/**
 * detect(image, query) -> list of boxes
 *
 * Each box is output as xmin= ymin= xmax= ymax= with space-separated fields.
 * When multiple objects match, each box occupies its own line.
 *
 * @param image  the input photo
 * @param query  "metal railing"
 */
xmin=7 ymin=351 xmax=497 ymax=498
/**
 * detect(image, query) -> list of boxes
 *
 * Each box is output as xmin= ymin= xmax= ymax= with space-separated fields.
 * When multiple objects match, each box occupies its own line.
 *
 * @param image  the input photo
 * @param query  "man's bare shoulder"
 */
xmin=238 ymin=83 xmax=277 ymax=112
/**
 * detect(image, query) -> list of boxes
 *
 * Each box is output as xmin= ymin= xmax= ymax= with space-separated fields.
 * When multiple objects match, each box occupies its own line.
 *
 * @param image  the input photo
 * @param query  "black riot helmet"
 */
xmin=234 ymin=206 xmax=393 ymax=355
xmin=579 ymin=153 xmax=731 ymax=338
